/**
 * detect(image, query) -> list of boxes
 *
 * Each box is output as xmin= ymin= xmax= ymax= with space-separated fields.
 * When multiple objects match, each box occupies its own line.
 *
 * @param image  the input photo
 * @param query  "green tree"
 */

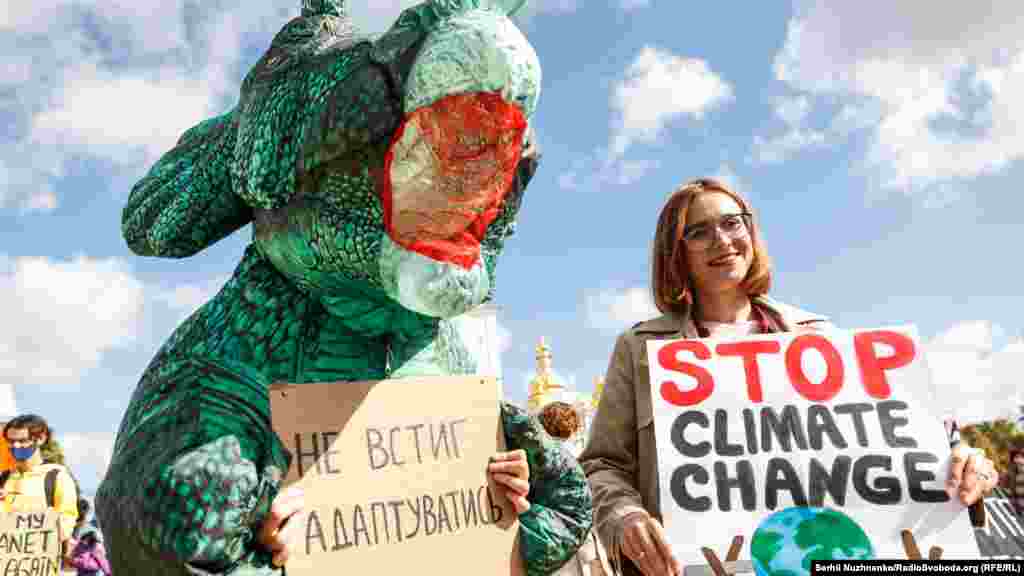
xmin=962 ymin=419 xmax=1024 ymax=479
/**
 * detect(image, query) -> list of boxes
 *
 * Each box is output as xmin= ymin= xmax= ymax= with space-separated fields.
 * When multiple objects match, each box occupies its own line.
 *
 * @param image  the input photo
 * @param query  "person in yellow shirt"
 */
xmin=0 ymin=435 xmax=14 ymax=472
xmin=0 ymin=414 xmax=79 ymax=569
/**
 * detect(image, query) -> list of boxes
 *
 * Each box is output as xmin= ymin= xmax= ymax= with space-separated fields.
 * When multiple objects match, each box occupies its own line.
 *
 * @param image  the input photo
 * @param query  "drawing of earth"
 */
xmin=751 ymin=507 xmax=874 ymax=576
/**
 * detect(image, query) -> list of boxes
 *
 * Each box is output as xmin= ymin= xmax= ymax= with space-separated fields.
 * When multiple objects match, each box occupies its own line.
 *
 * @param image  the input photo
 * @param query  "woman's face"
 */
xmin=683 ymin=192 xmax=753 ymax=297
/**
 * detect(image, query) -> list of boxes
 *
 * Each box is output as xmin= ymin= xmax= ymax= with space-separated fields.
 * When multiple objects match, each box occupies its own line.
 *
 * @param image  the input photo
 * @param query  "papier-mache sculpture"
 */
xmin=95 ymin=1 xmax=593 ymax=574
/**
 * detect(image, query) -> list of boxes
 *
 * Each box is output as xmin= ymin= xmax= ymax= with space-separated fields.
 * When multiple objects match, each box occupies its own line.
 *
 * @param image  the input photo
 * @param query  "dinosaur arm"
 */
xmin=122 ymin=109 xmax=252 ymax=258
xmin=97 ymin=355 xmax=290 ymax=575
xmin=500 ymin=402 xmax=594 ymax=576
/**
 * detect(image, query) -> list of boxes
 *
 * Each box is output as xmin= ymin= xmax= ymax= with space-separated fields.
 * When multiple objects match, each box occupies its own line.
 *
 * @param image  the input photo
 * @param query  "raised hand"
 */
xmin=257 ymin=484 xmax=305 ymax=567
xmin=948 ymin=444 xmax=998 ymax=506
xmin=488 ymin=449 xmax=531 ymax=514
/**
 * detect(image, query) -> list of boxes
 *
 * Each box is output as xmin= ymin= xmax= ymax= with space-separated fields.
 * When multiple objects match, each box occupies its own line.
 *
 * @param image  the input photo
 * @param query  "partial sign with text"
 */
xmin=270 ymin=375 xmax=521 ymax=575
xmin=0 ymin=511 xmax=61 ymax=576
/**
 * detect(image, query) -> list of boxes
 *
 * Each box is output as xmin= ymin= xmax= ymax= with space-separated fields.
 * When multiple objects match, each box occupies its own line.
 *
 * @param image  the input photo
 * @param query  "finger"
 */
xmin=490 ymin=449 xmax=527 ymax=463
xmin=947 ymin=446 xmax=970 ymax=496
xmin=959 ymin=455 xmax=987 ymax=505
xmin=259 ymin=488 xmax=305 ymax=545
xmin=268 ymin=512 xmax=304 ymax=552
xmin=492 ymin=473 xmax=530 ymax=496
xmin=272 ymin=546 xmax=290 ymax=568
xmin=649 ymin=519 xmax=682 ymax=575
xmin=488 ymin=460 xmax=530 ymax=478
xmin=264 ymin=495 xmax=305 ymax=541
xmin=621 ymin=522 xmax=644 ymax=566
xmin=634 ymin=523 xmax=667 ymax=576
xmin=959 ymin=454 xmax=981 ymax=498
xmin=983 ymin=459 xmax=998 ymax=489
xmin=510 ymin=494 xmax=531 ymax=514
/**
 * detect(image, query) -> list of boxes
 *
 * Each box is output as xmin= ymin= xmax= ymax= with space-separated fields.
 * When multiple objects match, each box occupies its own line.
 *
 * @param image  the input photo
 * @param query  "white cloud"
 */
xmin=753 ymin=129 xmax=826 ymax=165
xmin=557 ymin=152 xmax=659 ymax=191
xmin=561 ymin=46 xmax=729 ymax=191
xmin=770 ymin=1 xmax=1024 ymax=196
xmin=0 ymin=255 xmax=146 ymax=386
xmin=31 ymin=64 xmax=218 ymax=172
xmin=0 ymin=252 xmax=236 ymax=388
xmin=156 ymin=274 xmax=232 ymax=324
xmin=751 ymin=94 xmax=827 ymax=164
xmin=610 ymin=46 xmax=732 ymax=159
xmin=710 ymin=162 xmax=747 ymax=197
xmin=584 ymin=285 xmax=659 ymax=334
xmin=347 ymin=1 xmax=422 ymax=36
xmin=775 ymin=95 xmax=811 ymax=127
xmin=615 ymin=159 xmax=659 ymax=185
xmin=924 ymin=321 xmax=1024 ymax=425
xmin=1 ymin=0 xmax=299 ymax=212
xmin=60 ymin=432 xmax=117 ymax=493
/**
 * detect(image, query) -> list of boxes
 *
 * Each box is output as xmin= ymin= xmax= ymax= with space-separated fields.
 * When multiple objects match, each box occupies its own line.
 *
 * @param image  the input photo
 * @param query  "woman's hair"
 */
xmin=651 ymin=177 xmax=772 ymax=317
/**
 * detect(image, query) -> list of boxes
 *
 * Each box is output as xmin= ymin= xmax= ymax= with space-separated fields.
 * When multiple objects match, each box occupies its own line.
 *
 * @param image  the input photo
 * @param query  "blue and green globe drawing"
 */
xmin=751 ymin=507 xmax=874 ymax=576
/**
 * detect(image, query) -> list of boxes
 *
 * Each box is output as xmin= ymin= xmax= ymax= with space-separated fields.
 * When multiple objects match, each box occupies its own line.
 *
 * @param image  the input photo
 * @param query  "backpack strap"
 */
xmin=44 ymin=467 xmax=59 ymax=508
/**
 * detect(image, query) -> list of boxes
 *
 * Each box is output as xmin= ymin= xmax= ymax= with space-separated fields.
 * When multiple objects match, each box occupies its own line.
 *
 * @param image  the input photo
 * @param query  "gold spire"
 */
xmin=528 ymin=337 xmax=563 ymax=412
xmin=535 ymin=336 xmax=551 ymax=359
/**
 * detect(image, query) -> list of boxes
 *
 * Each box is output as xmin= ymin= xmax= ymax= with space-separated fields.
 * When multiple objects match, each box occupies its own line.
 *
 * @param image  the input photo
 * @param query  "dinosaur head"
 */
xmin=123 ymin=1 xmax=540 ymax=322
xmin=248 ymin=0 xmax=541 ymax=318
xmin=372 ymin=0 xmax=541 ymax=318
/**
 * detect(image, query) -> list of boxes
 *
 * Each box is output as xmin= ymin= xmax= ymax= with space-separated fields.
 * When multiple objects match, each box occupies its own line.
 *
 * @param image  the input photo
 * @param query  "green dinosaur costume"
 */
xmin=95 ymin=1 xmax=592 ymax=574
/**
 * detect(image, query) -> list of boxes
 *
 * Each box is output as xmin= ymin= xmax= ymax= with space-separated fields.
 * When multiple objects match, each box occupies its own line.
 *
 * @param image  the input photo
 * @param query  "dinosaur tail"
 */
xmin=122 ymin=109 xmax=252 ymax=258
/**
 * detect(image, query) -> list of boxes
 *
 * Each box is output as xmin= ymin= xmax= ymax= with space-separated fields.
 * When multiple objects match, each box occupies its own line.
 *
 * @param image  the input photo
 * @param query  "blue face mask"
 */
xmin=10 ymin=445 xmax=36 ymax=461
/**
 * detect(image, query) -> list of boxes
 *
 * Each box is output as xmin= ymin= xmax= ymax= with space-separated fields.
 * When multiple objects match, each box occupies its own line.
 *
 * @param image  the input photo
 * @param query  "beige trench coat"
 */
xmin=578 ymin=296 xmax=830 ymax=576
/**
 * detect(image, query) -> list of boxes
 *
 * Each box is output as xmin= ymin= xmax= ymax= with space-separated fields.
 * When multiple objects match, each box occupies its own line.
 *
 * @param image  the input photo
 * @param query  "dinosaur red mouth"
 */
xmin=380 ymin=92 xmax=527 ymax=269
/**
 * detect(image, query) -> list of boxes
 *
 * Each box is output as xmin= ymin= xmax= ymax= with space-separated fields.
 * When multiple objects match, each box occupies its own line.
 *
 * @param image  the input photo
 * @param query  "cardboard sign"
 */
xmin=0 ymin=510 xmax=61 ymax=576
xmin=647 ymin=326 xmax=981 ymax=565
xmin=270 ymin=376 xmax=521 ymax=575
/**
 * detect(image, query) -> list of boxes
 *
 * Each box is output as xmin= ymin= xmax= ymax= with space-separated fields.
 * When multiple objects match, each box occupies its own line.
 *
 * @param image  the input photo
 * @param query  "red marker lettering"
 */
xmin=658 ymin=341 xmax=714 ymax=407
xmin=785 ymin=334 xmax=844 ymax=402
xmin=853 ymin=330 xmax=915 ymax=399
xmin=715 ymin=341 xmax=781 ymax=403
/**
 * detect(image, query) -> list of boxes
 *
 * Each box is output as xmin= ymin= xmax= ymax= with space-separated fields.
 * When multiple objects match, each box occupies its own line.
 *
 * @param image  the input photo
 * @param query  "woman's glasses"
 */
xmin=682 ymin=212 xmax=752 ymax=251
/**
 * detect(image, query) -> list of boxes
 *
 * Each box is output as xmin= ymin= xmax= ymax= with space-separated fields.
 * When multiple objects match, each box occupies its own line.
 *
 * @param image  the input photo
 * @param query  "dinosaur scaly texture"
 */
xmin=96 ymin=1 xmax=591 ymax=575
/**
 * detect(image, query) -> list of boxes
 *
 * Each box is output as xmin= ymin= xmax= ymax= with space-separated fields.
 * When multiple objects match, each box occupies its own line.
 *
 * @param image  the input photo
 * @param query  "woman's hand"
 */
xmin=621 ymin=510 xmax=681 ymax=576
xmin=948 ymin=444 xmax=998 ymax=505
xmin=257 ymin=484 xmax=305 ymax=567
xmin=488 ymin=450 xmax=531 ymax=514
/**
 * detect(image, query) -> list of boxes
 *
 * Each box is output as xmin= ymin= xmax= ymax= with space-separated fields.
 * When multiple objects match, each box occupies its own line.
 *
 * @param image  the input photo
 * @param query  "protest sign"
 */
xmin=0 ymin=510 xmax=61 ymax=576
xmin=270 ymin=375 xmax=521 ymax=575
xmin=647 ymin=325 xmax=980 ymax=567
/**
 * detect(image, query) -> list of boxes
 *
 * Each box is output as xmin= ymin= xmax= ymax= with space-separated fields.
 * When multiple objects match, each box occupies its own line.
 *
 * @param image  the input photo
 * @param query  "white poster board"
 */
xmin=647 ymin=325 xmax=980 ymax=568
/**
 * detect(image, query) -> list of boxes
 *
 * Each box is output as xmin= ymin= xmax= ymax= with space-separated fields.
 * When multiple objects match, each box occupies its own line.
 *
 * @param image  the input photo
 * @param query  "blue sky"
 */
xmin=2 ymin=1 xmax=1023 ymax=495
